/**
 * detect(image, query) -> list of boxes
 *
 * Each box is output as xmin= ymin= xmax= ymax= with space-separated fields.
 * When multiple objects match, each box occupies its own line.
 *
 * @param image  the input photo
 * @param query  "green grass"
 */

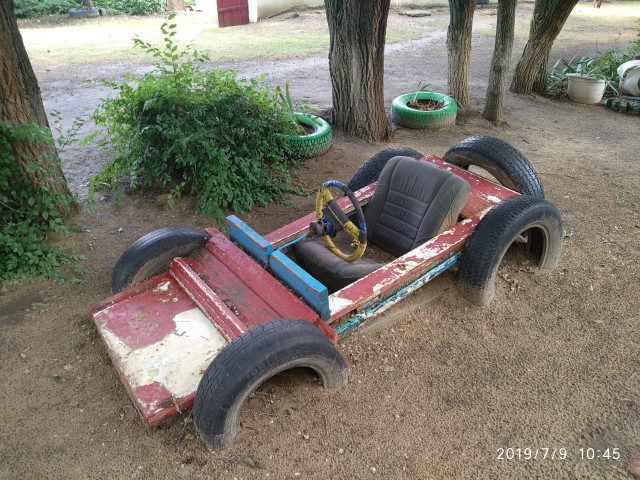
xmin=21 ymin=11 xmax=431 ymax=67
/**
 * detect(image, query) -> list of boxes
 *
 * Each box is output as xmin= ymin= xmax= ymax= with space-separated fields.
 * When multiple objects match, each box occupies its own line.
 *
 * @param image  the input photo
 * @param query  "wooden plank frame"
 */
xmin=226 ymin=214 xmax=274 ymax=264
xmin=269 ymin=251 xmax=330 ymax=320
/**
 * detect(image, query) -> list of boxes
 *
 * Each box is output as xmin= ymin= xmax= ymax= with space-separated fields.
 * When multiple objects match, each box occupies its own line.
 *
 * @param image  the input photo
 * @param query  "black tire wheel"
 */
xmin=442 ymin=135 xmax=545 ymax=198
xmin=111 ymin=226 xmax=208 ymax=293
xmin=391 ymin=92 xmax=458 ymax=130
xmin=456 ymin=195 xmax=563 ymax=306
xmin=283 ymin=113 xmax=332 ymax=159
xmin=68 ymin=7 xmax=100 ymax=17
xmin=193 ymin=319 xmax=348 ymax=450
xmin=347 ymin=146 xmax=424 ymax=192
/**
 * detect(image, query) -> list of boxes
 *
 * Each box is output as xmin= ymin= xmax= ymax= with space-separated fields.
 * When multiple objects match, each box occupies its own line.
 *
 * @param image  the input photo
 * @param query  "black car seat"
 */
xmin=294 ymin=156 xmax=471 ymax=291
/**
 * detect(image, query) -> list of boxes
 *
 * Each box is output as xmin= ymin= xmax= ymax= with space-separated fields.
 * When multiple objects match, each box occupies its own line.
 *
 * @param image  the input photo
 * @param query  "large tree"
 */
xmin=324 ymin=0 xmax=391 ymax=142
xmin=447 ymin=0 xmax=476 ymax=108
xmin=0 ymin=0 xmax=74 ymax=216
xmin=483 ymin=0 xmax=517 ymax=121
xmin=510 ymin=0 xmax=580 ymax=94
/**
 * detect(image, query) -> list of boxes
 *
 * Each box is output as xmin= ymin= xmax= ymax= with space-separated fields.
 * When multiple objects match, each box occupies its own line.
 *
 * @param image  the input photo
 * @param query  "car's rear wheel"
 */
xmin=443 ymin=135 xmax=544 ymax=198
xmin=456 ymin=195 xmax=563 ymax=306
xmin=348 ymin=146 xmax=424 ymax=192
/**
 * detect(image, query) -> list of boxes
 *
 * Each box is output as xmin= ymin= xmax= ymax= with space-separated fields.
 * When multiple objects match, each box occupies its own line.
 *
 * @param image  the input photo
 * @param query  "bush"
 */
xmin=90 ymin=15 xmax=301 ymax=221
xmin=14 ymin=0 xmax=76 ymax=18
xmin=14 ymin=0 xmax=164 ymax=17
xmin=0 ymin=123 xmax=76 ymax=282
xmin=102 ymin=0 xmax=164 ymax=15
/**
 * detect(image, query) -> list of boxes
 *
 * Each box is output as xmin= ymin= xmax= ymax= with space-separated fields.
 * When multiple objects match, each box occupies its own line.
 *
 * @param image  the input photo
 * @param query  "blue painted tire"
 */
xmin=68 ymin=7 xmax=100 ymax=18
xmin=391 ymin=92 xmax=457 ymax=130
xmin=283 ymin=113 xmax=332 ymax=159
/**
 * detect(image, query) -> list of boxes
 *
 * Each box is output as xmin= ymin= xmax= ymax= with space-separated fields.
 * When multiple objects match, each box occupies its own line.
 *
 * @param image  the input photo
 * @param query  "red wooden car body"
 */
xmin=90 ymin=155 xmax=518 ymax=428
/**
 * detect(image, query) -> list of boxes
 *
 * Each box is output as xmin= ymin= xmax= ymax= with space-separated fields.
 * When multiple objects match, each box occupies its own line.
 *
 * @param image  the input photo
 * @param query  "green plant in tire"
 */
xmin=277 ymin=82 xmax=304 ymax=135
xmin=276 ymin=81 xmax=332 ymax=159
xmin=391 ymin=88 xmax=458 ymax=130
xmin=407 ymin=81 xmax=439 ymax=110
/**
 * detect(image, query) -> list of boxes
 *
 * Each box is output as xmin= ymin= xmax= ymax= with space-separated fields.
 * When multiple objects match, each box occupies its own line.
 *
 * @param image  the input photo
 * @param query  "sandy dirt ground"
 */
xmin=2 ymin=3 xmax=640 ymax=479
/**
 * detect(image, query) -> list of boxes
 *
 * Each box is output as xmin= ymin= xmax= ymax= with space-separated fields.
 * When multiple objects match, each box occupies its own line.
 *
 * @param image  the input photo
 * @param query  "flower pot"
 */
xmin=566 ymin=74 xmax=605 ymax=105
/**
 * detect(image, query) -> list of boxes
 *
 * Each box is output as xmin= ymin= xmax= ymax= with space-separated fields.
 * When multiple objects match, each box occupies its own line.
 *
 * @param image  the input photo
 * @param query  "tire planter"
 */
xmin=193 ymin=318 xmax=348 ymax=450
xmin=604 ymin=98 xmax=640 ymax=115
xmin=456 ymin=195 xmax=564 ymax=306
xmin=566 ymin=74 xmax=605 ymax=105
xmin=283 ymin=113 xmax=332 ymax=159
xmin=347 ymin=146 xmax=424 ymax=192
xmin=111 ymin=226 xmax=209 ymax=293
xmin=391 ymin=92 xmax=457 ymax=130
xmin=442 ymin=135 xmax=545 ymax=198
xmin=68 ymin=7 xmax=100 ymax=18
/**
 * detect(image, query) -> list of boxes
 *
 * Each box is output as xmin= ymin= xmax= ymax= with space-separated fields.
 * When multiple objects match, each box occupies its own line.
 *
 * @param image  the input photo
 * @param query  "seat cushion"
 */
xmin=365 ymin=156 xmax=471 ymax=256
xmin=294 ymin=234 xmax=384 ymax=292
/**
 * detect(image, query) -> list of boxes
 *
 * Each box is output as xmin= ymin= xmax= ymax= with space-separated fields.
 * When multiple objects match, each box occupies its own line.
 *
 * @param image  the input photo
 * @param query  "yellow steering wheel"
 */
xmin=311 ymin=180 xmax=367 ymax=262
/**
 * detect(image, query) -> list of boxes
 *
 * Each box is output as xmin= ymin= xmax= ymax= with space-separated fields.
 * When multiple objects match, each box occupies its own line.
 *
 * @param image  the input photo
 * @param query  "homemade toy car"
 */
xmin=90 ymin=135 xmax=564 ymax=450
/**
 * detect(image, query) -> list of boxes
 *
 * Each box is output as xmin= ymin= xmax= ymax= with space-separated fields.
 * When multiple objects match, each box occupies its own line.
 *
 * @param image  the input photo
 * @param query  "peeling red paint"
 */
xmin=134 ymin=382 xmax=194 ymax=428
xmin=93 ymin=277 xmax=194 ymax=350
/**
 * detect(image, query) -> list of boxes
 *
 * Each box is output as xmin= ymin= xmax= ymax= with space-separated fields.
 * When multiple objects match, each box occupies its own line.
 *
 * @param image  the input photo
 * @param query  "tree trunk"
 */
xmin=482 ymin=0 xmax=517 ymax=122
xmin=447 ymin=0 xmax=475 ymax=108
xmin=82 ymin=0 xmax=93 ymax=8
xmin=324 ymin=0 xmax=391 ymax=142
xmin=0 ymin=0 xmax=75 ymax=216
xmin=510 ymin=0 xmax=579 ymax=94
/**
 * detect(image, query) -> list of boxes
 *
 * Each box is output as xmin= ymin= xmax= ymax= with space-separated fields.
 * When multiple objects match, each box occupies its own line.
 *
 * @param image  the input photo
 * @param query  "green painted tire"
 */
xmin=391 ymin=92 xmax=457 ymax=130
xmin=283 ymin=113 xmax=332 ymax=159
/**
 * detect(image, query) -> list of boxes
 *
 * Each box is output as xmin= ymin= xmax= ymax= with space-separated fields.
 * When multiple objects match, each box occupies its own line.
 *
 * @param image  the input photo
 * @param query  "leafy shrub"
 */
xmin=14 ymin=0 xmax=76 ymax=18
xmin=14 ymin=0 xmax=164 ymax=17
xmin=102 ymin=0 xmax=164 ymax=15
xmin=91 ymin=15 xmax=301 ymax=221
xmin=0 ymin=123 xmax=76 ymax=282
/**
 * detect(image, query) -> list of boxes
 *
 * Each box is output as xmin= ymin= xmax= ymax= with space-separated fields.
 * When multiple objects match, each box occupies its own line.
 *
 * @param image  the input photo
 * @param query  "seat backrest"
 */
xmin=364 ymin=156 xmax=470 ymax=256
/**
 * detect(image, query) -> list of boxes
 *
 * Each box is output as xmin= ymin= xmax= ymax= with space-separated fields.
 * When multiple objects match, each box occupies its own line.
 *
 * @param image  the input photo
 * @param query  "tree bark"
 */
xmin=510 ymin=0 xmax=579 ymax=95
xmin=483 ymin=0 xmax=517 ymax=122
xmin=324 ymin=0 xmax=391 ymax=142
xmin=0 ymin=0 xmax=75 ymax=216
xmin=447 ymin=0 xmax=475 ymax=108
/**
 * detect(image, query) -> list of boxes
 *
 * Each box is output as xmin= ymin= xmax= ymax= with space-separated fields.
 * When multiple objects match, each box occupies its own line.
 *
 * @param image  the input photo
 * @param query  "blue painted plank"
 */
xmin=269 ymin=251 xmax=330 ymax=320
xmin=334 ymin=253 xmax=460 ymax=335
xmin=226 ymin=215 xmax=274 ymax=264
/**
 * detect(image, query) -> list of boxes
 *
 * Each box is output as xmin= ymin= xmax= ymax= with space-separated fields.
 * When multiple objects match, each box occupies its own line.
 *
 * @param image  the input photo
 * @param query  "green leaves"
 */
xmin=90 ymin=17 xmax=302 ymax=221
xmin=549 ymin=34 xmax=640 ymax=95
xmin=0 ymin=122 xmax=77 ymax=283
